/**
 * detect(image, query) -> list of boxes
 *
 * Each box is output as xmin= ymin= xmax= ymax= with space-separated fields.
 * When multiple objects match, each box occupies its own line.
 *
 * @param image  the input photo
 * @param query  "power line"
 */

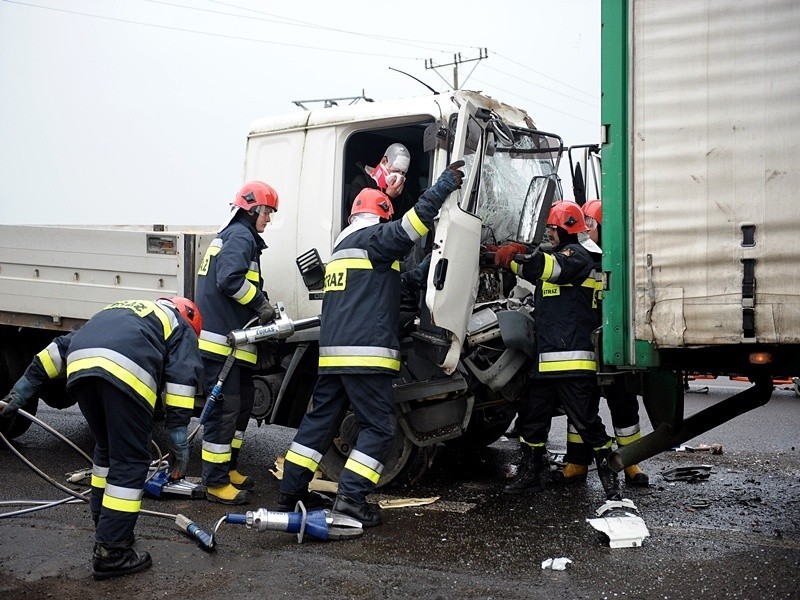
xmin=205 ymin=0 xmax=481 ymax=55
xmin=480 ymin=63 xmax=598 ymax=108
xmin=0 ymin=0 xmax=415 ymax=59
xmin=3 ymin=0 xmax=600 ymax=112
xmin=141 ymin=0 xmax=454 ymax=54
xmin=493 ymin=51 xmax=597 ymax=99
xmin=471 ymin=76 xmax=598 ymax=126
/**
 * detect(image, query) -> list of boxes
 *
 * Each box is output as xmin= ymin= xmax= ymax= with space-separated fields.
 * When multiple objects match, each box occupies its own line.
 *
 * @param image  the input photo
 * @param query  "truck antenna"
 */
xmin=388 ymin=67 xmax=438 ymax=94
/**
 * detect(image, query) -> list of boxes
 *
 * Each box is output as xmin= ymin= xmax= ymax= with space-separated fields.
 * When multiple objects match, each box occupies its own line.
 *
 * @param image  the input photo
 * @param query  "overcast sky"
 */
xmin=0 ymin=0 xmax=600 ymax=226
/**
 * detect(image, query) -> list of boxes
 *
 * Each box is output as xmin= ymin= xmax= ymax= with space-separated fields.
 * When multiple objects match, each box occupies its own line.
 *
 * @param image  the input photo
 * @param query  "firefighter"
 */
xmin=494 ymin=201 xmax=621 ymax=501
xmin=277 ymin=161 xmax=465 ymax=526
xmin=348 ymin=142 xmax=415 ymax=219
xmin=195 ymin=181 xmax=279 ymax=505
xmin=0 ymin=297 xmax=204 ymax=580
xmin=552 ymin=199 xmax=650 ymax=487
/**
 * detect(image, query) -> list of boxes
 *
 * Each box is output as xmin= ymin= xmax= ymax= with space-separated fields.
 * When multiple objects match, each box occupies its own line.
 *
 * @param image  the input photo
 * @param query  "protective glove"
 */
xmin=494 ymin=242 xmax=529 ymax=268
xmin=167 ymin=426 xmax=190 ymax=480
xmin=253 ymin=296 xmax=276 ymax=325
xmin=1 ymin=376 xmax=38 ymax=418
xmin=401 ymin=252 xmax=432 ymax=293
xmin=427 ymin=160 xmax=466 ymax=201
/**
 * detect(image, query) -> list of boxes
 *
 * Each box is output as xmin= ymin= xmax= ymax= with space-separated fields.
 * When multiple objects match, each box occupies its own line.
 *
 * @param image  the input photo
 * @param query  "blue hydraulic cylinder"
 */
xmin=225 ymin=508 xmax=330 ymax=541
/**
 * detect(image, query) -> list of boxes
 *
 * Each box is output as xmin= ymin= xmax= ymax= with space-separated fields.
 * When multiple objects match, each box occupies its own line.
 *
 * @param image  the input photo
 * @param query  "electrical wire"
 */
xmin=493 ymin=51 xmax=597 ymax=99
xmin=471 ymin=76 xmax=598 ymax=126
xmin=481 ymin=63 xmax=599 ymax=108
xmin=144 ymin=0 xmax=464 ymax=55
xmin=0 ymin=0 xmax=416 ymax=59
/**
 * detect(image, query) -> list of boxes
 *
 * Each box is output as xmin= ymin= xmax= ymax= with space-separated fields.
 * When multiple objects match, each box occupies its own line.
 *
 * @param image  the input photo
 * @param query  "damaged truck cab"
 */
xmin=243 ymin=90 xmax=562 ymax=483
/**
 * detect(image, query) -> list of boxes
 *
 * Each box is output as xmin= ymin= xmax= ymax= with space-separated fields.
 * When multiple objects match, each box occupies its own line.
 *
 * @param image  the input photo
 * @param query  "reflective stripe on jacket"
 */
xmin=24 ymin=299 xmax=203 ymax=427
xmin=196 ymin=213 xmax=266 ymax=366
xmin=515 ymin=243 xmax=599 ymax=377
xmin=318 ymin=185 xmax=447 ymax=375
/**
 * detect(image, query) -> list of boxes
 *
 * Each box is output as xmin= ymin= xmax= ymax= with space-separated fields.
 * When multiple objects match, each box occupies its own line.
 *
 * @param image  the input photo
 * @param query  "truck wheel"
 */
xmin=445 ymin=402 xmax=517 ymax=451
xmin=318 ymin=411 xmax=430 ymax=487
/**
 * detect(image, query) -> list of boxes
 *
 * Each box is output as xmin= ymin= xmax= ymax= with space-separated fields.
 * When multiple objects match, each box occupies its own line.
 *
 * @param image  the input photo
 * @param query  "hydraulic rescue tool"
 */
xmin=193 ymin=304 xmax=320 ymax=432
xmin=221 ymin=503 xmax=363 ymax=543
xmin=144 ymin=462 xmax=204 ymax=499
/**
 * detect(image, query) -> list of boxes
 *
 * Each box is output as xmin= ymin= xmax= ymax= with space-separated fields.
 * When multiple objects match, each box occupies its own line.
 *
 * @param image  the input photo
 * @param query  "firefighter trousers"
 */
xmin=564 ymin=374 xmax=642 ymax=465
xmin=281 ymin=373 xmax=396 ymax=503
xmin=201 ymin=359 xmax=255 ymax=488
xmin=74 ymin=378 xmax=151 ymax=548
xmin=518 ymin=375 xmax=612 ymax=450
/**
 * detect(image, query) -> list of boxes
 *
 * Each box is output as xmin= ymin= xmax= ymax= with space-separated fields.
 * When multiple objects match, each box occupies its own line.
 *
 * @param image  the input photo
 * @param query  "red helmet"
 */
xmin=547 ymin=201 xmax=588 ymax=234
xmin=582 ymin=199 xmax=602 ymax=226
xmin=162 ymin=296 xmax=203 ymax=336
xmin=350 ymin=189 xmax=394 ymax=223
xmin=233 ymin=181 xmax=279 ymax=213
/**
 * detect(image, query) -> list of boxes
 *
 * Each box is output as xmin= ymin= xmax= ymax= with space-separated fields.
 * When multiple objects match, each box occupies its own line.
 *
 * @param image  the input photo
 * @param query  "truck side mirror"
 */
xmin=296 ymin=248 xmax=325 ymax=291
xmin=516 ymin=175 xmax=558 ymax=246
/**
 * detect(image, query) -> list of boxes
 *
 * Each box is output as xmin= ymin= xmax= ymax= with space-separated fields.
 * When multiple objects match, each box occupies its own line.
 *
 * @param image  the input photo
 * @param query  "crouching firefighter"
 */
xmin=0 ymin=298 xmax=204 ymax=580
xmin=494 ymin=201 xmax=622 ymax=501
xmin=278 ymin=161 xmax=465 ymax=527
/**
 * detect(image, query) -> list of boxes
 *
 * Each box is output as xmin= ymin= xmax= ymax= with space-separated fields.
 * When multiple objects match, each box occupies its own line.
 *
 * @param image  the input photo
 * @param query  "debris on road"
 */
xmin=271 ymin=455 xmax=339 ymax=493
xmin=587 ymin=499 xmax=650 ymax=548
xmin=377 ymin=497 xmax=440 ymax=509
xmin=662 ymin=465 xmax=713 ymax=482
xmin=671 ymin=443 xmax=723 ymax=454
xmin=541 ymin=557 xmax=572 ymax=570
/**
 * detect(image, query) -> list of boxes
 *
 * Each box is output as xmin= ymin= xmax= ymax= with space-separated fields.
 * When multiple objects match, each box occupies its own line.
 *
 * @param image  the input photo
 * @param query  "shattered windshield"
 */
xmin=475 ymin=129 xmax=562 ymax=245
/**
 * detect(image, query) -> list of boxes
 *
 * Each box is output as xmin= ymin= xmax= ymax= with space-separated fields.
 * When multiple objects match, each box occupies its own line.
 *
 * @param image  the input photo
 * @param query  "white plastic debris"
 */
xmin=586 ymin=498 xmax=650 ymax=549
xmin=541 ymin=557 xmax=572 ymax=570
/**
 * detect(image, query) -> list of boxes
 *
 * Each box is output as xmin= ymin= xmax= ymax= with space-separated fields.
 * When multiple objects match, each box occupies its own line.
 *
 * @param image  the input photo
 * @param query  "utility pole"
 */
xmin=424 ymin=48 xmax=488 ymax=90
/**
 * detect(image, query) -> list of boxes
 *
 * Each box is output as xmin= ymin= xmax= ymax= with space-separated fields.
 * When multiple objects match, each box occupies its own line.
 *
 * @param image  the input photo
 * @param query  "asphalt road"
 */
xmin=1 ymin=378 xmax=799 ymax=599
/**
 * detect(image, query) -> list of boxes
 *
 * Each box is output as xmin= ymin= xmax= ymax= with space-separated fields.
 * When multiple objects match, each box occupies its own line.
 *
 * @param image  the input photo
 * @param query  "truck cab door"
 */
xmin=424 ymin=100 xmax=563 ymax=375
xmin=424 ymin=98 xmax=486 ymax=374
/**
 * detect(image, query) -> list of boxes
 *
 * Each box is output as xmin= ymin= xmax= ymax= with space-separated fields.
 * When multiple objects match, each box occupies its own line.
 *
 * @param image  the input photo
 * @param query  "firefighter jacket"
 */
xmin=318 ymin=184 xmax=450 ymax=375
xmin=22 ymin=299 xmax=203 ymax=429
xmin=196 ymin=213 xmax=268 ymax=367
xmin=511 ymin=242 xmax=599 ymax=378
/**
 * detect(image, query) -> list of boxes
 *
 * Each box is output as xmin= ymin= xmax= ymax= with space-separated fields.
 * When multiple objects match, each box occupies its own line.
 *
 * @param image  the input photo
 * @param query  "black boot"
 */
xmin=331 ymin=495 xmax=382 ymax=527
xmin=503 ymin=445 xmax=548 ymax=495
xmin=276 ymin=490 xmax=334 ymax=512
xmin=594 ymin=448 xmax=622 ymax=501
xmin=92 ymin=543 xmax=152 ymax=580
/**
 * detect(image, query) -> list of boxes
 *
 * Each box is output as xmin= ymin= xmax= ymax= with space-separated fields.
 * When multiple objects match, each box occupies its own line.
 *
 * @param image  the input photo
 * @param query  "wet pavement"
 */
xmin=1 ymin=379 xmax=799 ymax=599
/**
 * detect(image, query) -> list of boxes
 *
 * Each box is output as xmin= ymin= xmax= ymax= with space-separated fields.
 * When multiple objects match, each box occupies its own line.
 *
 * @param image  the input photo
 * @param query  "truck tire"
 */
xmin=318 ymin=411 xmax=431 ymax=487
xmin=444 ymin=402 xmax=517 ymax=451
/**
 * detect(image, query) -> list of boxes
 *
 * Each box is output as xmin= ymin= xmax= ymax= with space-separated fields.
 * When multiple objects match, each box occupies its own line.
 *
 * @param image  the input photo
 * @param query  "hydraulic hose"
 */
xmin=0 ymin=401 xmax=215 ymax=548
xmin=189 ymin=315 xmax=258 ymax=443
